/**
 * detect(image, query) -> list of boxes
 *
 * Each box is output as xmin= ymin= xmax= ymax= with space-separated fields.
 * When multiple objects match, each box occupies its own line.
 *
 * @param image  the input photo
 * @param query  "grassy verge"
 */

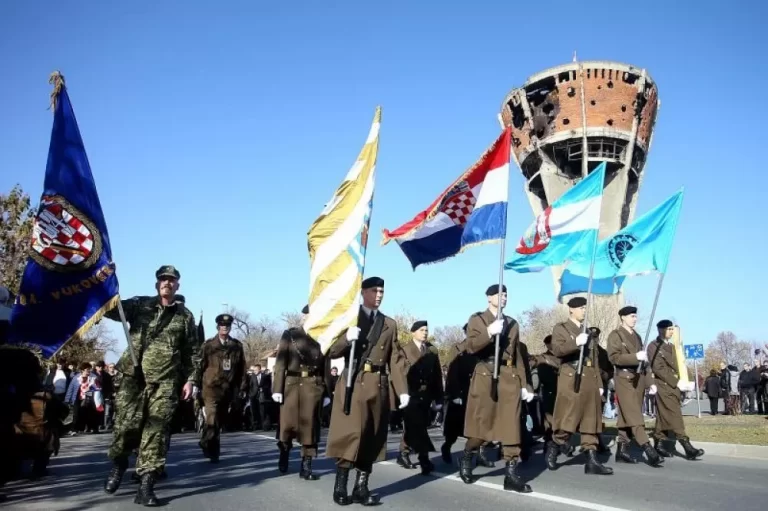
xmin=602 ymin=415 xmax=768 ymax=446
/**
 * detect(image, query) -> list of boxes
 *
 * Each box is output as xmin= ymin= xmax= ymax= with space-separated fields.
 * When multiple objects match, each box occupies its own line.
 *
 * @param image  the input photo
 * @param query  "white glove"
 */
xmin=346 ymin=327 xmax=360 ymax=342
xmin=272 ymin=393 xmax=283 ymax=404
xmin=687 ymin=382 xmax=696 ymax=392
xmin=452 ymin=397 xmax=462 ymax=405
xmin=521 ymin=388 xmax=534 ymax=402
xmin=323 ymin=397 xmax=331 ymax=407
xmin=487 ymin=319 xmax=504 ymax=336
xmin=576 ymin=333 xmax=588 ymax=346
xmin=635 ymin=351 xmax=647 ymax=362
xmin=398 ymin=394 xmax=410 ymax=409
xmin=676 ymin=381 xmax=687 ymax=391
xmin=431 ymin=402 xmax=443 ymax=411
xmin=599 ymin=388 xmax=604 ymax=397
xmin=649 ymin=384 xmax=657 ymax=395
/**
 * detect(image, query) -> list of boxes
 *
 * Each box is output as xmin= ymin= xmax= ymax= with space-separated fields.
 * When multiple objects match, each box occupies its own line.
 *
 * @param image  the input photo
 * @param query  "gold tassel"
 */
xmin=48 ymin=70 xmax=66 ymax=112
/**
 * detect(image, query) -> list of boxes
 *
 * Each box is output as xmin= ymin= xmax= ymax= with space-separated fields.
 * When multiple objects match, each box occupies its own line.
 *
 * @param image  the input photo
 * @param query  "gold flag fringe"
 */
xmin=48 ymin=70 xmax=66 ymax=112
xmin=49 ymin=294 xmax=121 ymax=360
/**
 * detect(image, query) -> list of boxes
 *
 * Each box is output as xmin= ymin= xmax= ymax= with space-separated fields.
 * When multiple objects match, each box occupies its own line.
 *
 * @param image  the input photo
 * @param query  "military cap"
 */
xmin=485 ymin=284 xmax=507 ymax=296
xmin=410 ymin=320 xmax=428 ymax=332
xmin=567 ymin=296 xmax=587 ymax=308
xmin=215 ymin=314 xmax=234 ymax=326
xmin=301 ymin=304 xmax=309 ymax=314
xmin=361 ymin=276 xmax=384 ymax=289
xmin=657 ymin=319 xmax=674 ymax=329
xmin=618 ymin=305 xmax=637 ymax=316
xmin=156 ymin=265 xmax=180 ymax=280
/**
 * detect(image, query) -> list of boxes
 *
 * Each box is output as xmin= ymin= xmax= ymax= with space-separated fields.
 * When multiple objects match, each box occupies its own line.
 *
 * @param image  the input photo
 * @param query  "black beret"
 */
xmin=618 ymin=306 xmax=637 ymax=316
xmin=215 ymin=314 xmax=234 ymax=326
xmin=462 ymin=323 xmax=468 ymax=334
xmin=410 ymin=320 xmax=428 ymax=332
xmin=361 ymin=276 xmax=384 ymax=289
xmin=567 ymin=296 xmax=587 ymax=308
xmin=657 ymin=319 xmax=673 ymax=329
xmin=485 ymin=284 xmax=507 ymax=296
xmin=156 ymin=265 xmax=180 ymax=280
xmin=301 ymin=304 xmax=309 ymax=314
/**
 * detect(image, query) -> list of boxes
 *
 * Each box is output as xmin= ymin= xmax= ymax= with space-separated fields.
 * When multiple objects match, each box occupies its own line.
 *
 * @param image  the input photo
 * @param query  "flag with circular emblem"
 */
xmin=304 ymin=107 xmax=380 ymax=354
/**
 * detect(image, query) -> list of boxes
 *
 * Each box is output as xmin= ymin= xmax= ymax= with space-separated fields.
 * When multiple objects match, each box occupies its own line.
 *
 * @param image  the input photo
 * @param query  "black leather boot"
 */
xmin=679 ymin=438 xmax=704 ymax=460
xmin=458 ymin=450 xmax=475 ymax=484
xmin=351 ymin=471 xmax=380 ymax=506
xmin=133 ymin=472 xmax=159 ymax=506
xmin=332 ymin=467 xmax=351 ymax=506
xmin=584 ymin=449 xmax=613 ymax=475
xmin=278 ymin=442 xmax=290 ymax=473
xmin=300 ymin=456 xmax=318 ymax=481
xmin=642 ymin=442 xmax=664 ymax=467
xmin=396 ymin=450 xmax=415 ymax=469
xmin=104 ymin=458 xmax=128 ymax=494
xmin=418 ymin=454 xmax=434 ymax=475
xmin=441 ymin=443 xmax=452 ymax=464
xmin=131 ymin=471 xmax=141 ymax=484
xmin=477 ymin=444 xmax=495 ymax=468
xmin=615 ymin=442 xmax=637 ymax=463
xmin=654 ymin=438 xmax=673 ymax=458
xmin=503 ymin=460 xmax=532 ymax=493
xmin=560 ymin=442 xmax=575 ymax=457
xmin=545 ymin=441 xmax=559 ymax=471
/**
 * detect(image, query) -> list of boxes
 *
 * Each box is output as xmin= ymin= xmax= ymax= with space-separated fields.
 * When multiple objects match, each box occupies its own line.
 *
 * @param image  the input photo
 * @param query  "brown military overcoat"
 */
xmin=273 ymin=326 xmax=326 ymax=446
xmin=550 ymin=320 xmax=603 ymax=434
xmin=647 ymin=338 xmax=685 ymax=432
xmin=442 ymin=340 xmax=476 ymax=440
xmin=325 ymin=308 xmax=407 ymax=467
xmin=606 ymin=327 xmax=650 ymax=428
xmin=531 ymin=351 xmax=560 ymax=430
xmin=463 ymin=309 xmax=531 ymax=445
xmin=400 ymin=340 xmax=443 ymax=453
xmin=200 ymin=337 xmax=246 ymax=401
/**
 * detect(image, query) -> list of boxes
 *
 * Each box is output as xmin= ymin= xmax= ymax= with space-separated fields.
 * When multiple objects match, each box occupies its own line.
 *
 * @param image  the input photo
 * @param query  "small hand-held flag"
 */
xmin=304 ymin=107 xmax=381 ymax=355
xmin=8 ymin=72 xmax=120 ymax=358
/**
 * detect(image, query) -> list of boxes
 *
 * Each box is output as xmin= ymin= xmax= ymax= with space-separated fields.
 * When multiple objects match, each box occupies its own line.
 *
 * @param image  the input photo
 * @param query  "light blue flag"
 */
xmin=505 ymin=163 xmax=605 ymax=273
xmin=558 ymin=189 xmax=684 ymax=300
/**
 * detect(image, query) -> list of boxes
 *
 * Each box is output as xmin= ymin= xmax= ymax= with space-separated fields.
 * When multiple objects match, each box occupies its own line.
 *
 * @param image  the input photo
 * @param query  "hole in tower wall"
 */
xmin=621 ymin=105 xmax=627 ymax=112
xmin=567 ymin=86 xmax=576 ymax=97
xmin=590 ymin=100 xmax=596 ymax=106
xmin=510 ymin=102 xmax=526 ymax=130
xmin=563 ymin=118 xmax=570 ymax=125
xmin=607 ymin=119 xmax=614 ymax=126
xmin=558 ymin=71 xmax=571 ymax=82
xmin=607 ymin=81 xmax=614 ymax=88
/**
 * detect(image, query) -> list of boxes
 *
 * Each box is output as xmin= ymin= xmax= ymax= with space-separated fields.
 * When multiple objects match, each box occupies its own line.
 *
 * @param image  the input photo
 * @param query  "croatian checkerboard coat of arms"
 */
xmin=30 ymin=195 xmax=103 ymax=272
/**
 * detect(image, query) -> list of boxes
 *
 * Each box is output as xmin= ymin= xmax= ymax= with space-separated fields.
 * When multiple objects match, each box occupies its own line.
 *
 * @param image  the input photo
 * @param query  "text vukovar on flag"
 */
xmin=381 ymin=127 xmax=511 ymax=269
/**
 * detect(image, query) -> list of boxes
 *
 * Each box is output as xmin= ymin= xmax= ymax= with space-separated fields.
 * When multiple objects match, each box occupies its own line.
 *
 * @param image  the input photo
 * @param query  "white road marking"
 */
xmin=247 ymin=432 xmax=632 ymax=511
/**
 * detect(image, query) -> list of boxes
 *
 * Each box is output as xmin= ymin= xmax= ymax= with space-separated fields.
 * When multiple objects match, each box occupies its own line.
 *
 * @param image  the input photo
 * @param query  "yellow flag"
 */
xmin=305 ymin=107 xmax=381 ymax=354
xmin=671 ymin=326 xmax=689 ymax=383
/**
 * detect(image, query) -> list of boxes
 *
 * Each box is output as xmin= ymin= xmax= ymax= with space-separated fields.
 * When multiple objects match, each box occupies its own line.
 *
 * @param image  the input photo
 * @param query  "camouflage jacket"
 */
xmin=106 ymin=296 xmax=201 ymax=385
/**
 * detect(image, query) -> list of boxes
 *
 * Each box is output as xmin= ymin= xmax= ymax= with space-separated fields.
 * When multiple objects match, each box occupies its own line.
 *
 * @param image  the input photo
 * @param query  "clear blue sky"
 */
xmin=1 ymin=1 xmax=765 ymax=361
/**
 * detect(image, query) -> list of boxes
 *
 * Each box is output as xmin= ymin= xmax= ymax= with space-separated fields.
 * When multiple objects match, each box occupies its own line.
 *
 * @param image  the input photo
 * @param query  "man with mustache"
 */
xmin=102 ymin=265 xmax=202 ymax=507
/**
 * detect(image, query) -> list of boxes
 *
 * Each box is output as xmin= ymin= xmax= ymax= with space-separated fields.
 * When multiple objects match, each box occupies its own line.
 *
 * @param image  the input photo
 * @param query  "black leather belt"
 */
xmin=566 ymin=359 xmax=593 ymax=369
xmin=362 ymin=362 xmax=386 ymax=373
xmin=286 ymin=369 xmax=318 ymax=378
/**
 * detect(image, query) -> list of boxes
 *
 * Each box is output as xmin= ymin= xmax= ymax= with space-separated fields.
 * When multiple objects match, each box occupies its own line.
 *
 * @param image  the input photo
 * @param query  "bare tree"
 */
xmin=280 ymin=310 xmax=304 ymax=329
xmin=432 ymin=325 xmax=464 ymax=348
xmin=58 ymin=322 xmax=118 ymax=366
xmin=0 ymin=185 xmax=36 ymax=294
xmin=704 ymin=331 xmax=752 ymax=370
xmin=392 ymin=309 xmax=419 ymax=348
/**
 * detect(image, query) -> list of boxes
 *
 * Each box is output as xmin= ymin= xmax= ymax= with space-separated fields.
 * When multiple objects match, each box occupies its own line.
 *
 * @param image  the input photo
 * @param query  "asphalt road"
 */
xmin=4 ymin=429 xmax=767 ymax=511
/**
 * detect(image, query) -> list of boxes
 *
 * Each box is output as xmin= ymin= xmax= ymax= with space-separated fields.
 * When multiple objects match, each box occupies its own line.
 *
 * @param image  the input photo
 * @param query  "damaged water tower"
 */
xmin=499 ymin=60 xmax=660 ymax=299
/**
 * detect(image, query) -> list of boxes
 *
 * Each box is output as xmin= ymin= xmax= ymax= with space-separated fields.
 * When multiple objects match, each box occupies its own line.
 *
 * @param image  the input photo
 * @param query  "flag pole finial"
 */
xmin=48 ymin=70 xmax=66 ymax=111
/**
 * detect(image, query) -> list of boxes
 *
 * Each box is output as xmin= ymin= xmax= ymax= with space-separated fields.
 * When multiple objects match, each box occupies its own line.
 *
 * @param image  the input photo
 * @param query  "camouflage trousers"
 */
xmin=108 ymin=376 xmax=178 ymax=476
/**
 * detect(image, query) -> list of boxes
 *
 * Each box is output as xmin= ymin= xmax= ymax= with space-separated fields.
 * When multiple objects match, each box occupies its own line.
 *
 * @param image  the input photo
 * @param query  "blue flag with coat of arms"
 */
xmin=557 ymin=189 xmax=684 ymax=301
xmin=9 ymin=72 xmax=120 ymax=358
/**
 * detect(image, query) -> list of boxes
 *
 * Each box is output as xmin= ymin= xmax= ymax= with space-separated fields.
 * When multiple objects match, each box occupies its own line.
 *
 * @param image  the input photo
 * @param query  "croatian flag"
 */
xmin=504 ymin=162 xmax=606 ymax=273
xmin=381 ymin=128 xmax=510 ymax=269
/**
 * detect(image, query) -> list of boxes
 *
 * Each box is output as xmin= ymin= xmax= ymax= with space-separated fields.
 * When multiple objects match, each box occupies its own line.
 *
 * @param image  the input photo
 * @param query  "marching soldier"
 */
xmin=647 ymin=320 xmax=705 ymax=460
xmin=458 ymin=284 xmax=533 ymax=493
xmin=325 ymin=276 xmax=409 ymax=506
xmin=545 ymin=297 xmax=612 ymax=475
xmin=198 ymin=314 xmax=246 ymax=462
xmin=272 ymin=305 xmax=330 ymax=480
xmin=396 ymin=320 xmax=444 ymax=475
xmin=441 ymin=324 xmax=496 ymax=467
xmin=103 ymin=265 xmax=201 ymax=506
xmin=532 ymin=335 xmax=560 ymax=447
xmin=606 ymin=306 xmax=663 ymax=467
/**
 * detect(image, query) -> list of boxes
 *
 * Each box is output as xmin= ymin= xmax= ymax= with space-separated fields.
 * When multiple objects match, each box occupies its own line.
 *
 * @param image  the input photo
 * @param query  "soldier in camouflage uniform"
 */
xmin=103 ymin=265 xmax=201 ymax=507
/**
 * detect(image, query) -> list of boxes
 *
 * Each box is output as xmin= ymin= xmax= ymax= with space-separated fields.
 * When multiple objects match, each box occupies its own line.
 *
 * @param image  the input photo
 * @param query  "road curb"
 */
xmin=686 ymin=440 xmax=768 ymax=460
